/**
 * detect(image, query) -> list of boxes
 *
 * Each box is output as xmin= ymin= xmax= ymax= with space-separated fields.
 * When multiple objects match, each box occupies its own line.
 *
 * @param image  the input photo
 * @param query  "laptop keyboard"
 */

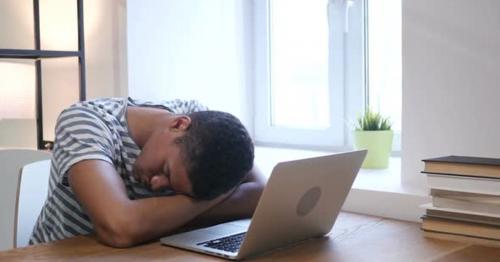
xmin=197 ymin=232 xmax=246 ymax=253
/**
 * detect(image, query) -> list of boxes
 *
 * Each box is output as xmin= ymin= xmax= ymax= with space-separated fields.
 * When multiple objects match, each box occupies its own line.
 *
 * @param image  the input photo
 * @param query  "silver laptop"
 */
xmin=160 ymin=150 xmax=367 ymax=260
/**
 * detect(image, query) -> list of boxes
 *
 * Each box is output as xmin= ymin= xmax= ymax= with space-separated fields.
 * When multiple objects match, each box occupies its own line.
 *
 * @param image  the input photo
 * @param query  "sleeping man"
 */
xmin=30 ymin=97 xmax=265 ymax=247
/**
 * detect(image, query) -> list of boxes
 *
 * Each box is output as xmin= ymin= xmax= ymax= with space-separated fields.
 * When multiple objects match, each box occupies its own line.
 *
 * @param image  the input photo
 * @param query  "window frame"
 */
xmin=365 ymin=0 xmax=402 ymax=153
xmin=254 ymin=0 xmax=366 ymax=150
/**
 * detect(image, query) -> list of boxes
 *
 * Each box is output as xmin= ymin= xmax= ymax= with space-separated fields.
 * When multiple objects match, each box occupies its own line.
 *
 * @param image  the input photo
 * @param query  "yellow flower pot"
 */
xmin=353 ymin=130 xmax=393 ymax=169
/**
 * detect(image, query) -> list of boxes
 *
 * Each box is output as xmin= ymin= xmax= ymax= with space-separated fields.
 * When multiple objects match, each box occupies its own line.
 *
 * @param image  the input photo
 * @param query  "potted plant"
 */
xmin=353 ymin=109 xmax=393 ymax=169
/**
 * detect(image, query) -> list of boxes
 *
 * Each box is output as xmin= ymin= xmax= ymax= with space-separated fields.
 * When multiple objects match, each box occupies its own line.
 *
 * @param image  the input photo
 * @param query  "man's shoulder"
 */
xmin=69 ymin=97 xmax=127 ymax=109
xmin=162 ymin=99 xmax=209 ymax=114
xmin=60 ymin=97 xmax=127 ymax=119
xmin=56 ymin=97 xmax=128 ymax=137
xmin=129 ymin=97 xmax=208 ymax=114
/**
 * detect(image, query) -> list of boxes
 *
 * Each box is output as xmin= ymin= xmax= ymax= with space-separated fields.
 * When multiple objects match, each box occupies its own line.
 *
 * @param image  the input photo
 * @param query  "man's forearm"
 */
xmin=126 ymin=196 xmax=213 ymax=243
xmin=67 ymin=160 xmax=213 ymax=247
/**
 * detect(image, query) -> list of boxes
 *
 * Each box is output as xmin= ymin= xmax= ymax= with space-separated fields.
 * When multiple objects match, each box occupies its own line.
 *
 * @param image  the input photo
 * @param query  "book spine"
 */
xmin=426 ymin=174 xmax=500 ymax=196
xmin=422 ymin=171 xmax=500 ymax=180
xmin=433 ymin=197 xmax=500 ymax=215
xmin=423 ymin=231 xmax=500 ymax=247
xmin=422 ymin=217 xmax=500 ymax=240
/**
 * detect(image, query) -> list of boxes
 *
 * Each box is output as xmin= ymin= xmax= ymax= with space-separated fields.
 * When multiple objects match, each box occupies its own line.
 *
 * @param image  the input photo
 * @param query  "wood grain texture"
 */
xmin=0 ymin=212 xmax=498 ymax=261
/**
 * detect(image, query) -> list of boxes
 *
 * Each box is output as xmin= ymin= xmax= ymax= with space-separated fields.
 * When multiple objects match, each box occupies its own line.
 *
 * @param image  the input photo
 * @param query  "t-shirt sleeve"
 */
xmin=167 ymin=99 xmax=209 ymax=114
xmin=51 ymin=105 xmax=115 ymax=185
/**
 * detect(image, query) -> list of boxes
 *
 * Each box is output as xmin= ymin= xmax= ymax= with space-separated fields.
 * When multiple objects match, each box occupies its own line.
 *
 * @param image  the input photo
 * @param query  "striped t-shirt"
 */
xmin=29 ymin=97 xmax=208 ymax=244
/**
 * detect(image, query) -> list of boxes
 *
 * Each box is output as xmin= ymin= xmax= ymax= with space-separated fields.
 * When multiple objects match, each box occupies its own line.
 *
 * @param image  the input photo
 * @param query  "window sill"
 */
xmin=354 ymin=157 xmax=403 ymax=192
xmin=255 ymin=146 xmax=403 ymax=191
xmin=255 ymin=146 xmax=430 ymax=222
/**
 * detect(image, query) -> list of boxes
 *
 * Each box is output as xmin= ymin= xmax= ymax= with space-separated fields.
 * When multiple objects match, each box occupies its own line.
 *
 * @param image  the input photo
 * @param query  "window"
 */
xmin=255 ymin=0 xmax=365 ymax=149
xmin=366 ymin=0 xmax=402 ymax=150
xmin=267 ymin=0 xmax=330 ymax=131
xmin=254 ymin=0 xmax=401 ymax=151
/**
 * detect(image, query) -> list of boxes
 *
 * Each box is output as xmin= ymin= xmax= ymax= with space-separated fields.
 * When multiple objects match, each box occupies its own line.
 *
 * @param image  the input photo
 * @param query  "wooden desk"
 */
xmin=1 ymin=212 xmax=499 ymax=261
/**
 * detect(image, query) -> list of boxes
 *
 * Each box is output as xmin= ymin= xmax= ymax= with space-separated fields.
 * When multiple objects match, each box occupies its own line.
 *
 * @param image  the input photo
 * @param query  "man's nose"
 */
xmin=150 ymin=175 xmax=170 ymax=191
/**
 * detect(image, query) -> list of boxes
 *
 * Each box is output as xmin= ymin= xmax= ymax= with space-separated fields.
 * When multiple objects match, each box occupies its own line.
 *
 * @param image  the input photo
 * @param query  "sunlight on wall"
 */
xmin=0 ymin=0 xmax=34 ymax=49
xmin=0 ymin=0 xmax=104 ymax=144
xmin=40 ymin=0 xmax=77 ymax=50
xmin=0 ymin=61 xmax=35 ymax=120
xmin=39 ymin=0 xmax=102 ymax=50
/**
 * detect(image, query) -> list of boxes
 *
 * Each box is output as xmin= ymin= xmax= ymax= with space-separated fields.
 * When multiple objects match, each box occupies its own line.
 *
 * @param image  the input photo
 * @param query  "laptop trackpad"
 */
xmin=199 ymin=218 xmax=250 ymax=236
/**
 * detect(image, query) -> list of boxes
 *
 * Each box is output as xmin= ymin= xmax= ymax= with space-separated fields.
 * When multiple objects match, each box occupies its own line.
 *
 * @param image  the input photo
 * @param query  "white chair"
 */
xmin=0 ymin=149 xmax=51 ymax=251
xmin=14 ymin=159 xmax=52 ymax=248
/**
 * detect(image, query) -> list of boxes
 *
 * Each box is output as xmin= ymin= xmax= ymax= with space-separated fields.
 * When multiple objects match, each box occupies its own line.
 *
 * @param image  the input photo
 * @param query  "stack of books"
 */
xmin=420 ymin=155 xmax=500 ymax=246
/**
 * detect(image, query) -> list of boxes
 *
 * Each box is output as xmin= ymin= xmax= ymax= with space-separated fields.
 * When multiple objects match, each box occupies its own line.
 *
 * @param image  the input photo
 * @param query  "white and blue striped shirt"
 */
xmin=30 ymin=97 xmax=207 ymax=244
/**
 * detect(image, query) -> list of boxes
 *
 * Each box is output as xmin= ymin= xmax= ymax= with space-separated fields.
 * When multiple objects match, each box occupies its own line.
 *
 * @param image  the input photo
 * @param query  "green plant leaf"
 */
xmin=355 ymin=108 xmax=392 ymax=131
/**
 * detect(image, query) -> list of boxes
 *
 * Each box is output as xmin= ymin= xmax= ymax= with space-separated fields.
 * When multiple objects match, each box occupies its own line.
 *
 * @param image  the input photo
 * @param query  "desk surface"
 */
xmin=1 ymin=212 xmax=500 ymax=262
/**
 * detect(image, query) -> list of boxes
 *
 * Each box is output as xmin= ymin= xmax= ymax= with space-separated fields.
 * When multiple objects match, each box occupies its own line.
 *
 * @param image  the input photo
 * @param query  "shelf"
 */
xmin=0 ymin=49 xmax=81 ymax=59
xmin=3 ymin=0 xmax=85 ymax=150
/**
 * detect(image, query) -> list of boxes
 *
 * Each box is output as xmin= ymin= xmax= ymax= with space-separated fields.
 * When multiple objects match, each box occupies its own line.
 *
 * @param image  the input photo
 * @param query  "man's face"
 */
xmin=132 ymin=119 xmax=193 ymax=196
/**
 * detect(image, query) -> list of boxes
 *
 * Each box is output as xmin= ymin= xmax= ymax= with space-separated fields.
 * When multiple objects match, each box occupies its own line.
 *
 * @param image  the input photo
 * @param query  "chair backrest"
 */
xmin=0 ymin=149 xmax=51 ymax=251
xmin=14 ymin=159 xmax=52 ymax=248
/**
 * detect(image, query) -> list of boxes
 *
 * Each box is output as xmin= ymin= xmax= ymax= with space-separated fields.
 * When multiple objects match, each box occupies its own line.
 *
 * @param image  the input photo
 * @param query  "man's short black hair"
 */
xmin=175 ymin=111 xmax=254 ymax=200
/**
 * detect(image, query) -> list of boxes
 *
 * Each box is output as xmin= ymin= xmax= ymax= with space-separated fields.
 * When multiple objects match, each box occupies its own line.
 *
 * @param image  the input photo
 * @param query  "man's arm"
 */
xmin=68 ymin=160 xmax=227 ymax=248
xmin=188 ymin=166 xmax=266 ymax=227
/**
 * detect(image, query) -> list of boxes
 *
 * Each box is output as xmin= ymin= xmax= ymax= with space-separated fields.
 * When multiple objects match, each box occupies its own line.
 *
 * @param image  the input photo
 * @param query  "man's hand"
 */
xmin=187 ymin=166 xmax=266 ymax=227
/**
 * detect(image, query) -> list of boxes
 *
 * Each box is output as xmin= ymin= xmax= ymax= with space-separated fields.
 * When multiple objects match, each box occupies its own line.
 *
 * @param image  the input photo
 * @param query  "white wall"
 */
xmin=0 ymin=0 xmax=128 ymax=148
xmin=402 ymin=0 xmax=500 ymax=193
xmin=85 ymin=0 xmax=128 ymax=99
xmin=127 ymin=0 xmax=253 ymax=129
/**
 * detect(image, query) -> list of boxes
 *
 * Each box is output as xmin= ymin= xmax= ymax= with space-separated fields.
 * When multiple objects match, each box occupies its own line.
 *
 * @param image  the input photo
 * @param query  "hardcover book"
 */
xmin=422 ymin=155 xmax=500 ymax=179
xmin=421 ymin=216 xmax=500 ymax=240
xmin=423 ymin=231 xmax=500 ymax=247
xmin=426 ymin=173 xmax=500 ymax=196
xmin=431 ymin=189 xmax=500 ymax=215
xmin=421 ymin=203 xmax=500 ymax=226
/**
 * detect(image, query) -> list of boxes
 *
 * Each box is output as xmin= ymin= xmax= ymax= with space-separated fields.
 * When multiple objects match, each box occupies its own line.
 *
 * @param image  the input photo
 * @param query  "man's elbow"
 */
xmin=253 ymin=180 xmax=265 ymax=199
xmin=94 ymin=216 xmax=139 ymax=248
xmin=242 ymin=180 xmax=265 ymax=213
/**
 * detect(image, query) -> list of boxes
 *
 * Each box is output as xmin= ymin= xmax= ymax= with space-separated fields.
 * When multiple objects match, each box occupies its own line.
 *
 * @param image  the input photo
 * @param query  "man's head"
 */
xmin=133 ymin=110 xmax=254 ymax=200
xmin=175 ymin=111 xmax=254 ymax=200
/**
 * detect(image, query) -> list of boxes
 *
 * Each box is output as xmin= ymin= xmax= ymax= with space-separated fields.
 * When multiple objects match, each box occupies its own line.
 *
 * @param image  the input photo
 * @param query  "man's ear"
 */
xmin=170 ymin=115 xmax=191 ymax=131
